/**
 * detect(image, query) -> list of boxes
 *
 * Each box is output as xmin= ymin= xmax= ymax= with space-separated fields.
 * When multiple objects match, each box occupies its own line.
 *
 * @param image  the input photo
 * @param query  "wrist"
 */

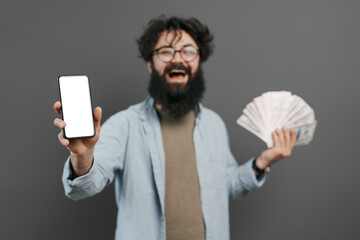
xmin=252 ymin=157 xmax=271 ymax=179
xmin=70 ymin=151 xmax=94 ymax=177
xmin=255 ymin=155 xmax=270 ymax=170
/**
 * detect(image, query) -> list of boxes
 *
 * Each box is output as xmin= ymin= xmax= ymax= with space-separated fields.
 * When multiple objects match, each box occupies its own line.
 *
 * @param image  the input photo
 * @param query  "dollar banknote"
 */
xmin=237 ymin=91 xmax=317 ymax=148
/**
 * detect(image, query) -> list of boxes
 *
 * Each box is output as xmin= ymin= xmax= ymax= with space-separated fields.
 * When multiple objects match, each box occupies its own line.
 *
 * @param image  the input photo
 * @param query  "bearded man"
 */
xmin=53 ymin=16 xmax=296 ymax=240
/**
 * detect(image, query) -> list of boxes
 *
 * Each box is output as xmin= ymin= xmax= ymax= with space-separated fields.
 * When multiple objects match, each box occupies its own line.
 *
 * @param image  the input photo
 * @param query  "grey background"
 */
xmin=1 ymin=0 xmax=359 ymax=239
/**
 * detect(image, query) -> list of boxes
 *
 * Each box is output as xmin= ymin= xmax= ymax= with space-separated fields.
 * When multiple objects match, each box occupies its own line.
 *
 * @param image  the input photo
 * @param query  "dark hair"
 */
xmin=137 ymin=16 xmax=214 ymax=63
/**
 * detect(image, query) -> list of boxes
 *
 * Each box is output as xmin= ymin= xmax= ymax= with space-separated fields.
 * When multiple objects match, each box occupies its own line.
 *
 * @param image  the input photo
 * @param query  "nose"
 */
xmin=171 ymin=51 xmax=184 ymax=63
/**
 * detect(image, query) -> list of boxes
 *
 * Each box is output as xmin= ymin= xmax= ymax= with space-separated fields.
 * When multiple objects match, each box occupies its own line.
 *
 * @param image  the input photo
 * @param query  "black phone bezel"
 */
xmin=57 ymin=74 xmax=96 ymax=139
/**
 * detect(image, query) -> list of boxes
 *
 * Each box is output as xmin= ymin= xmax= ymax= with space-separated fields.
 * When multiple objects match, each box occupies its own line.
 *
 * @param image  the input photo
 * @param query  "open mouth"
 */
xmin=169 ymin=69 xmax=186 ymax=78
xmin=166 ymin=69 xmax=188 ymax=84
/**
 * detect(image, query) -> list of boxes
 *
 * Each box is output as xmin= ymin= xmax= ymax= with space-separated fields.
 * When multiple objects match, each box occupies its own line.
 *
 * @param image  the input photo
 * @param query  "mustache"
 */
xmin=164 ymin=63 xmax=191 ymax=76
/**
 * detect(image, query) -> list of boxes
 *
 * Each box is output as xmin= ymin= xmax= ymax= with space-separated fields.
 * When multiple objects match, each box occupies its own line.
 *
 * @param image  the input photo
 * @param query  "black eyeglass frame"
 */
xmin=152 ymin=45 xmax=200 ymax=63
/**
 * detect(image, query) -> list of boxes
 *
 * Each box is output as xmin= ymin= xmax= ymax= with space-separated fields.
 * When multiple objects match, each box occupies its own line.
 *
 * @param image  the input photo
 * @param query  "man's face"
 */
xmin=147 ymin=30 xmax=205 ymax=118
xmin=147 ymin=30 xmax=200 ymax=88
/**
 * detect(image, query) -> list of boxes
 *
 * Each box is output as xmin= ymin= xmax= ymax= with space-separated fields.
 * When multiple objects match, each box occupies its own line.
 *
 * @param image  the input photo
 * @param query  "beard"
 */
xmin=148 ymin=63 xmax=205 ymax=118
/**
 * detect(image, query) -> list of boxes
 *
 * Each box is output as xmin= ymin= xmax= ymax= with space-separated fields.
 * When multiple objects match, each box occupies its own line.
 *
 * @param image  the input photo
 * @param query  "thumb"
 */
xmin=94 ymin=106 xmax=102 ymax=129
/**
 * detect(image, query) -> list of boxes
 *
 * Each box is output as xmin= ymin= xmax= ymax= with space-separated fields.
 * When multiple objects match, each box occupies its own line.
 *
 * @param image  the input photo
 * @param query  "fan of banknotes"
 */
xmin=236 ymin=91 xmax=317 ymax=148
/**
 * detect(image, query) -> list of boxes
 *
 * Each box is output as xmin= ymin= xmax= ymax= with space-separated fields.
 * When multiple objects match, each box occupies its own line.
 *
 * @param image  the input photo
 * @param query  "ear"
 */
xmin=147 ymin=61 xmax=152 ymax=73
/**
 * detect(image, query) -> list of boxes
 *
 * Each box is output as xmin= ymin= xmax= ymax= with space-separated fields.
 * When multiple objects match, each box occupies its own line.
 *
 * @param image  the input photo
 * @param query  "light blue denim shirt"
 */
xmin=62 ymin=96 xmax=265 ymax=240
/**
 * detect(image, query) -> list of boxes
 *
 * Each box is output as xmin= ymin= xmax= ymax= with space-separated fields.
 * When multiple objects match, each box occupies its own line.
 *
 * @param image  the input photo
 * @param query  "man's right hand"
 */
xmin=53 ymin=101 xmax=102 ymax=177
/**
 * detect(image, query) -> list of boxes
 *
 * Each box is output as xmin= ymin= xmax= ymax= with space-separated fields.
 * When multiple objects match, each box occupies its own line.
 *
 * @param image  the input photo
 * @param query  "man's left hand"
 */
xmin=255 ymin=126 xmax=297 ymax=171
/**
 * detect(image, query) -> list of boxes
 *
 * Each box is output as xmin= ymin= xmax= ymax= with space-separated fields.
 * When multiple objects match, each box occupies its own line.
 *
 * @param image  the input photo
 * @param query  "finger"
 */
xmin=94 ymin=106 xmax=102 ymax=133
xmin=282 ymin=126 xmax=291 ymax=145
xmin=94 ymin=106 xmax=102 ymax=123
xmin=54 ymin=118 xmax=66 ymax=129
xmin=58 ymin=132 xmax=69 ymax=146
xmin=272 ymin=130 xmax=281 ymax=147
xmin=290 ymin=128 xmax=297 ymax=147
xmin=53 ymin=101 xmax=61 ymax=115
xmin=276 ymin=128 xmax=285 ymax=143
xmin=274 ymin=129 xmax=286 ymax=149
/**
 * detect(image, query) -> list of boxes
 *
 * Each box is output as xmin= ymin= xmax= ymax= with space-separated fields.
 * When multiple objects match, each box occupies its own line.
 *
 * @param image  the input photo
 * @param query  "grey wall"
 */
xmin=1 ymin=0 xmax=359 ymax=239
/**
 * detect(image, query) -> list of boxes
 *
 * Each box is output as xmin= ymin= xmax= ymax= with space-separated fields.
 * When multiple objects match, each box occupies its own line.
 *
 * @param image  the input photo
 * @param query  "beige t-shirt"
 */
xmin=159 ymin=109 xmax=205 ymax=240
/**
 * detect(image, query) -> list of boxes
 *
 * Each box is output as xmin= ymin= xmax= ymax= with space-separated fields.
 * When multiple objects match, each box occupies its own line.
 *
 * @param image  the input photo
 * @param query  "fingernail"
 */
xmin=62 ymin=139 xmax=67 ymax=145
xmin=59 ymin=122 xmax=64 ymax=127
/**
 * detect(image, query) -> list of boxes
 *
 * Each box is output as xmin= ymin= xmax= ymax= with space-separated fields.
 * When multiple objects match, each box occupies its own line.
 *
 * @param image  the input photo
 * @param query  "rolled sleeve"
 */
xmin=62 ymin=157 xmax=100 ymax=200
xmin=228 ymin=158 xmax=266 ymax=198
xmin=238 ymin=158 xmax=266 ymax=189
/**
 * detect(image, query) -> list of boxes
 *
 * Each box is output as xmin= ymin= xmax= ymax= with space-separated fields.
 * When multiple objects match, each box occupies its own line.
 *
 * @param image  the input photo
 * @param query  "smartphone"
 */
xmin=57 ymin=75 xmax=95 ymax=139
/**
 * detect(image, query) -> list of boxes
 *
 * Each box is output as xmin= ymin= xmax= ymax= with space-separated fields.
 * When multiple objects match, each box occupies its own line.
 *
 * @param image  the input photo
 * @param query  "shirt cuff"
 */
xmin=239 ymin=157 xmax=266 ymax=191
xmin=62 ymin=156 xmax=97 ymax=189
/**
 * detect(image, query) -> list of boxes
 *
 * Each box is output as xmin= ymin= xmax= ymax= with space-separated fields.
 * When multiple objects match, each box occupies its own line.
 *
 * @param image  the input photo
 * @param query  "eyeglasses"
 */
xmin=153 ymin=45 xmax=199 ymax=63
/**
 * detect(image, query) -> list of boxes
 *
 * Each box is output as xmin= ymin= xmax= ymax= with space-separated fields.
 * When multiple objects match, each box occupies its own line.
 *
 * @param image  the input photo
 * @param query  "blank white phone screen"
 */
xmin=59 ymin=75 xmax=95 ymax=138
